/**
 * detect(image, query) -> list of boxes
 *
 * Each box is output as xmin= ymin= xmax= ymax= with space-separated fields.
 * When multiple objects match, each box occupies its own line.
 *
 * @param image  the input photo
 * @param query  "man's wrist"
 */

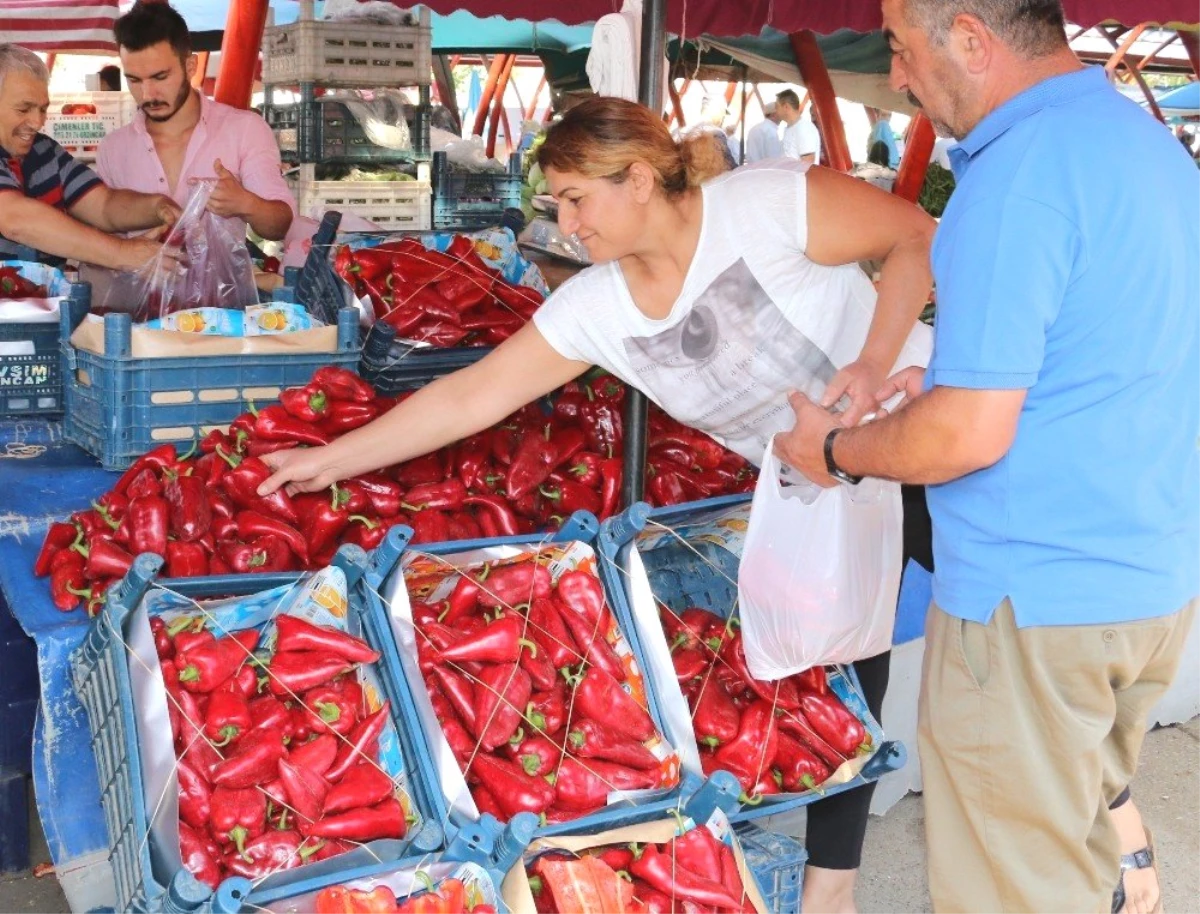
xmin=824 ymin=427 xmax=863 ymax=485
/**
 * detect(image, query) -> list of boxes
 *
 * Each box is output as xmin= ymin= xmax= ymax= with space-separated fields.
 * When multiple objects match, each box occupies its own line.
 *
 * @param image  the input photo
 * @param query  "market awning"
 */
xmin=0 ymin=0 xmax=119 ymax=52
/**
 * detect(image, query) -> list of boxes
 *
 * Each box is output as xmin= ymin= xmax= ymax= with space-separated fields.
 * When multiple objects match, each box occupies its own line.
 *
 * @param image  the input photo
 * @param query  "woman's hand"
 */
xmin=820 ymin=359 xmax=888 ymax=427
xmin=257 ymin=445 xmax=344 ymax=497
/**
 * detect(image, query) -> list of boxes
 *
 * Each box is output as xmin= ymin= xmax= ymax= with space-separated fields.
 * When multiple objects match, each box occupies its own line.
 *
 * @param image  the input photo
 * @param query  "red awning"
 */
xmin=0 ymin=0 xmax=119 ymax=51
xmin=415 ymin=0 xmax=1198 ymax=38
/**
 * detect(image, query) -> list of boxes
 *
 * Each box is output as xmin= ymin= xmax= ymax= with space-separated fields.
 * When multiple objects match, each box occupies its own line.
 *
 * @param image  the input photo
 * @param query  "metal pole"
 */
xmin=621 ymin=0 xmax=667 ymax=509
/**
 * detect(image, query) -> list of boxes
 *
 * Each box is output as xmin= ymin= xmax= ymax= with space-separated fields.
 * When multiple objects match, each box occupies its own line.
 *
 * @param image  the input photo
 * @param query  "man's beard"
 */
xmin=907 ymin=89 xmax=962 ymax=140
xmin=142 ymin=81 xmax=191 ymax=123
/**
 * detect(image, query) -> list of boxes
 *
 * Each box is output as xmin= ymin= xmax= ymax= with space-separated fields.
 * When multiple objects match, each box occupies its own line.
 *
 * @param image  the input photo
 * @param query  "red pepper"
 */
xmin=209 ymin=784 xmax=266 ymax=852
xmin=692 ymin=679 xmax=741 ymax=748
xmin=579 ymin=395 xmax=624 ymax=456
xmin=568 ymin=719 xmax=659 ymax=770
xmin=554 ymin=571 xmax=610 ymax=631
xmin=322 ymin=760 xmax=395 ymax=815
xmin=35 ymin=522 xmax=80 ymax=577
xmin=220 ymin=536 xmax=294 ymax=574
xmin=204 ymin=684 xmax=252 ymax=745
xmin=176 ymin=757 xmax=212 ymax=830
xmin=435 ymin=615 xmax=530 ymax=664
xmin=49 ymin=550 xmax=88 ymax=611
xmin=289 ymin=732 xmax=338 ymax=778
xmin=719 ymin=630 xmax=802 ymax=711
xmin=163 ymin=474 xmax=212 ymax=543
xmin=278 ymin=757 xmax=330 ymax=824
xmin=349 ymin=473 xmax=403 ymax=517
xmin=472 ymin=663 xmax=532 ymax=750
xmin=511 ymin=732 xmax=562 ymax=777
xmin=248 ymin=694 xmax=292 ymax=736
xmin=518 ymin=632 xmax=559 ymax=691
xmin=176 ymin=630 xmax=259 ymax=692
xmin=298 ymin=685 xmax=358 ymax=736
xmin=393 ymin=453 xmax=447 ymax=488
xmin=551 ymin=757 xmax=655 ymax=811
xmin=212 ymin=727 xmax=286 ymax=789
xmin=468 ymin=754 xmax=555 ymax=820
xmin=571 ymin=667 xmax=654 ymax=742
xmin=431 ymin=666 xmax=477 ymax=729
xmin=254 ymin=404 xmax=331 ymax=446
xmin=598 ymin=458 xmax=622 ymax=520
xmin=321 ymin=400 xmax=381 ymax=436
xmin=475 ymin=562 xmax=553 ymax=609
xmin=301 ymin=797 xmax=407 ymax=842
xmin=629 ymin=844 xmax=742 ymax=911
xmin=506 ymin=428 xmax=559 ymax=500
xmin=217 ymin=449 xmax=299 ymax=523
xmin=402 ymin=479 xmax=467 ymax=512
xmin=84 ymin=539 xmax=135 ymax=581
xmin=325 ymin=703 xmax=390 ymax=782
xmin=795 ymin=692 xmax=870 ymax=757
xmin=794 ymin=665 xmax=829 ymax=696
xmin=714 ymin=699 xmax=779 ymax=793
xmin=179 ymin=822 xmax=222 ymax=889
xmin=555 ymin=598 xmax=624 ymax=680
xmin=666 ymin=826 xmax=725 ymax=886
xmin=312 ymin=366 xmax=375 ymax=403
xmin=280 ymin=384 xmax=329 ymax=423
xmin=235 ymin=510 xmax=309 ymax=564
xmin=224 ymin=829 xmax=319 ymax=879
xmin=275 ymin=615 xmax=380 ymax=664
xmin=113 ymin=444 xmax=179 ymax=496
xmin=462 ymin=494 xmax=520 ymax=536
xmin=538 ymin=478 xmax=601 ymax=518
xmin=301 ymin=484 xmax=354 ymax=556
xmin=525 ymin=685 xmax=567 ymax=735
xmin=165 ymin=541 xmax=209 ymax=578
xmin=267 ymin=652 xmax=354 ymax=697
xmin=440 ymin=573 xmax=484 ymax=624
xmin=121 ymin=494 xmax=169 ymax=557
xmin=527 ymin=599 xmax=583 ymax=669
xmin=774 ymin=730 xmax=833 ymax=792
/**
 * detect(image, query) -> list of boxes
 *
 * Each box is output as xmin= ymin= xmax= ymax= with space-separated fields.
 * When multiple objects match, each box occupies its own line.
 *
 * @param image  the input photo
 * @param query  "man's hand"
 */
xmin=775 ymin=391 xmax=841 ymax=487
xmin=201 ymin=159 xmax=250 ymax=219
xmin=821 ymin=358 xmax=888 ymax=427
xmin=153 ymin=194 xmax=183 ymax=230
xmin=114 ymin=228 xmax=185 ymax=273
xmin=875 ymin=366 xmax=926 ymax=416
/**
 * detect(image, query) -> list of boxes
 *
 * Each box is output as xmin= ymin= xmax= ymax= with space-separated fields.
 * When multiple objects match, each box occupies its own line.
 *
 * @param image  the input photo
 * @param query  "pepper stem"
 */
xmin=517 ymin=637 xmax=538 ymax=658
xmin=212 ymin=726 xmax=238 ymax=747
xmin=215 ymin=445 xmax=241 ymax=469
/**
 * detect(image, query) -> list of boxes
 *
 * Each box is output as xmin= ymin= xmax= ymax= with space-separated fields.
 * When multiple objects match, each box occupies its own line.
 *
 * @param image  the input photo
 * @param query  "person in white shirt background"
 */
xmin=777 ymin=88 xmax=822 ymax=164
xmin=744 ymin=100 xmax=783 ymax=163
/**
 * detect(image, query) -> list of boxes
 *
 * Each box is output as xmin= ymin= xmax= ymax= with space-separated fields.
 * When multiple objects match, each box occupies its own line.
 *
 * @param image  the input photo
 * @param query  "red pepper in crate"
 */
xmin=506 ymin=429 xmax=558 ymax=500
xmin=393 ymin=453 xmax=446 ymax=488
xmin=176 ymin=630 xmax=259 ymax=692
xmin=629 ymin=844 xmax=743 ymax=911
xmin=322 ymin=400 xmax=381 ymax=436
xmin=212 ymin=728 xmax=286 ymax=789
xmin=720 ymin=630 xmax=801 ymax=711
xmin=325 ymin=703 xmax=390 ymax=782
xmin=247 ymin=694 xmax=292 ymax=737
xmin=35 ymin=522 xmax=80 ymax=577
xmin=440 ymin=573 xmax=484 ymax=624
xmin=176 ymin=757 xmax=212 ymax=830
xmin=556 ymin=601 xmax=624 ymax=680
xmin=402 ymin=479 xmax=467 ymax=512
xmin=301 ymin=484 xmax=355 ymax=556
xmin=163 ymin=474 xmax=212 ymax=543
xmin=254 ymin=404 xmax=330 ymax=447
xmin=793 ymin=665 xmax=829 ymax=696
xmin=280 ymin=385 xmax=329 ymax=423
xmin=693 ymin=679 xmax=741 ymax=748
xmin=49 ymin=550 xmax=88 ymax=611
xmin=518 ymin=635 xmax=558 ymax=691
xmin=511 ymin=732 xmax=562 ymax=777
xmin=436 ymin=615 xmax=530 ymax=665
xmin=525 ymin=685 xmax=567 ymax=735
xmin=224 ymin=830 xmax=319 ymax=879
xmin=217 ymin=449 xmax=298 ymax=523
xmin=775 ymin=731 xmax=833 ymax=792
xmin=235 ymin=510 xmax=309 ymax=564
xmin=220 ymin=536 xmax=293 ymax=573
xmin=204 ymin=685 xmax=252 ymax=745
xmin=463 ymin=495 xmax=520 ymax=537
xmin=278 ymin=757 xmax=330 ymax=824
xmin=571 ymin=667 xmax=655 ymax=742
xmin=797 ymin=692 xmax=870 ymax=757
xmin=179 ymin=822 xmax=222 ymax=889
xmin=322 ymin=760 xmax=395 ymax=816
xmin=313 ymin=366 xmax=375 ymax=403
xmin=298 ymin=685 xmax=358 ymax=736
xmin=275 ymin=615 xmax=380 ymax=664
xmin=476 ymin=563 xmax=552 ymax=609
xmin=290 ymin=732 xmax=338 ymax=778
xmin=468 ymin=754 xmax=555 ymax=820
xmin=407 ymin=320 xmax=470 ymax=348
xmin=302 ymin=797 xmax=407 ymax=842
xmin=527 ymin=600 xmax=582 ymax=669
xmin=84 ymin=539 xmax=134 ymax=581
xmin=165 ymin=541 xmax=209 ymax=578
xmin=113 ymin=444 xmax=179 ymax=496
xmin=538 ymin=478 xmax=601 ymax=518
xmin=472 ymin=663 xmax=532 ymax=750
xmin=579 ymin=396 xmax=624 ymax=455
xmin=350 ymin=473 xmax=404 ymax=517
xmin=209 ymin=785 xmax=266 ymax=852
xmin=267 ymin=652 xmax=354 ymax=697
xmin=714 ymin=699 xmax=779 ymax=792
xmin=551 ymin=757 xmax=656 ymax=812
xmin=442 ymin=716 xmax=476 ymax=765
xmin=430 ymin=667 xmax=476 ymax=729
xmin=567 ymin=719 xmax=659 ymax=770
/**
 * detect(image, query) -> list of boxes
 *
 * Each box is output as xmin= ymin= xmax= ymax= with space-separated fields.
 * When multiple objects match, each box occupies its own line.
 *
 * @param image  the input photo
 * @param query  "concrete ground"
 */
xmin=1 ymin=721 xmax=1196 ymax=913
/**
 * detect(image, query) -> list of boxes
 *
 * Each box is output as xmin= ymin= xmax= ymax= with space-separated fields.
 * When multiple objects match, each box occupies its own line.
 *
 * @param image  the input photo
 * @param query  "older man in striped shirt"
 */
xmin=0 ymin=43 xmax=180 ymax=269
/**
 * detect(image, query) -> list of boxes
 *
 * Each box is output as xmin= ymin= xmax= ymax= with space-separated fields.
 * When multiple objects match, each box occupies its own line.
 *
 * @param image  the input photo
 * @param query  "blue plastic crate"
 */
xmin=0 ymin=279 xmax=89 ymax=419
xmin=736 ymin=823 xmax=807 ymax=914
xmin=361 ymin=513 xmax=699 ymax=842
xmin=60 ymin=295 xmax=359 ymax=470
xmin=69 ymin=544 xmax=448 ymax=914
xmin=269 ymin=99 xmax=432 ymax=164
xmin=597 ymin=496 xmax=907 ymax=824
xmin=431 ymin=152 xmax=522 ymax=231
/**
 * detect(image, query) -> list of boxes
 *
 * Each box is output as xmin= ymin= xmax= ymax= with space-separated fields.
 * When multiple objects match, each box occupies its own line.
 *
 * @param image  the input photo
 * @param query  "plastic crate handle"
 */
xmin=599 ymin=501 xmax=652 ymax=553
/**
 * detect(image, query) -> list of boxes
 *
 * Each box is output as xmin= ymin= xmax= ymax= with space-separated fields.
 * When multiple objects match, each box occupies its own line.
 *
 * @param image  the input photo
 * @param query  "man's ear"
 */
xmin=951 ymin=13 xmax=993 ymax=75
xmin=185 ymin=53 xmax=198 ymax=84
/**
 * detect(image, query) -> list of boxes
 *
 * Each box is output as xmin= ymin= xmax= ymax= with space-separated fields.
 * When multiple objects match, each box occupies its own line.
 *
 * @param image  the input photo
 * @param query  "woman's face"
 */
xmin=545 ymin=166 xmax=646 ymax=263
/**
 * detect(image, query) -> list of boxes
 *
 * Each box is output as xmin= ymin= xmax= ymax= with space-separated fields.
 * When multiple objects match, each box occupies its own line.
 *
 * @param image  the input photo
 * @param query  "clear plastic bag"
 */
xmin=101 ymin=180 xmax=258 ymax=323
xmin=738 ymin=437 xmax=902 ymax=679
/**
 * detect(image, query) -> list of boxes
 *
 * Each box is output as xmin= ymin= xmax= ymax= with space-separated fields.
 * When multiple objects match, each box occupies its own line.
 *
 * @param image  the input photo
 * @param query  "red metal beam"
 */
xmin=191 ymin=51 xmax=209 ymax=90
xmin=214 ymin=0 xmax=269 ymax=109
xmin=892 ymin=112 xmax=935 ymax=203
xmin=525 ymin=74 xmax=546 ymax=121
xmin=471 ymin=54 xmax=508 ymax=137
xmin=788 ymin=29 xmax=852 ymax=171
xmin=432 ymin=55 xmax=461 ymax=132
xmin=667 ymin=78 xmax=687 ymax=126
xmin=486 ymin=54 xmax=515 ymax=159
xmin=1180 ymin=30 xmax=1200 ymax=76
xmin=1101 ymin=24 xmax=1165 ymax=122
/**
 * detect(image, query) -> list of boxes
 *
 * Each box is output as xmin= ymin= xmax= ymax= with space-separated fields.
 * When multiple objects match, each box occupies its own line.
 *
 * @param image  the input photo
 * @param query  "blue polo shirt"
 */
xmin=925 ymin=65 xmax=1200 ymax=627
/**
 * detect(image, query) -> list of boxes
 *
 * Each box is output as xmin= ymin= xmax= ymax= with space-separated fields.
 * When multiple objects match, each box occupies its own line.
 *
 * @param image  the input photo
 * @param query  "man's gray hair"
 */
xmin=904 ymin=0 xmax=1067 ymax=56
xmin=0 ymin=44 xmax=49 ymax=97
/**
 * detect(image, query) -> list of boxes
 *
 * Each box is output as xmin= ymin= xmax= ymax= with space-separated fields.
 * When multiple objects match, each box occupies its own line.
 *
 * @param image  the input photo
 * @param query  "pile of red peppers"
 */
xmin=0 ymin=264 xmax=49 ymax=298
xmin=528 ymin=825 xmax=753 ymax=913
xmin=665 ymin=606 xmax=872 ymax=800
xmin=314 ymin=876 xmax=496 ymax=914
xmin=156 ymin=611 xmax=409 ymax=888
xmin=412 ymin=557 xmax=673 ymax=825
xmin=36 ymin=369 xmax=754 ymax=614
xmin=334 ymin=235 xmax=543 ymax=348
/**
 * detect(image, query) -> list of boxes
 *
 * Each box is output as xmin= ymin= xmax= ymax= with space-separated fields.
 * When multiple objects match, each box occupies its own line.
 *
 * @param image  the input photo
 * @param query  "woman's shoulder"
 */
xmin=706 ymin=158 xmax=811 ymax=192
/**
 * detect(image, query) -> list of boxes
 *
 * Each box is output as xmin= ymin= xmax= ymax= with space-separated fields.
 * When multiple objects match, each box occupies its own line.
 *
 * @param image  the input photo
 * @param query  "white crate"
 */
xmin=293 ymin=176 xmax=431 ymax=231
xmin=263 ymin=8 xmax=432 ymax=88
xmin=44 ymin=92 xmax=137 ymax=161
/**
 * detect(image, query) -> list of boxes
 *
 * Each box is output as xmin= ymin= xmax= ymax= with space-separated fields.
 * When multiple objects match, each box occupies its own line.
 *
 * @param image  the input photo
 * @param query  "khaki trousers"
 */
xmin=918 ymin=598 xmax=1196 ymax=913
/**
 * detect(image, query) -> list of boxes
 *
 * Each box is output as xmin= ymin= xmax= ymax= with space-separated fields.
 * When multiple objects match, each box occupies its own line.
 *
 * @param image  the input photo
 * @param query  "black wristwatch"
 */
xmin=823 ymin=428 xmax=863 ymax=485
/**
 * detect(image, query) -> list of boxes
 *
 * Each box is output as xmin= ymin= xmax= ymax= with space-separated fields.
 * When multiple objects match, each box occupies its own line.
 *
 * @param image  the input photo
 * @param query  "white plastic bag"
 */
xmin=738 ymin=438 xmax=902 ymax=679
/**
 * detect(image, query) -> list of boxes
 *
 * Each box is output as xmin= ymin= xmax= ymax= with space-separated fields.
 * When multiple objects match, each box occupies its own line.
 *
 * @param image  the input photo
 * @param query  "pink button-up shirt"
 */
xmin=97 ymin=92 xmax=295 ymax=238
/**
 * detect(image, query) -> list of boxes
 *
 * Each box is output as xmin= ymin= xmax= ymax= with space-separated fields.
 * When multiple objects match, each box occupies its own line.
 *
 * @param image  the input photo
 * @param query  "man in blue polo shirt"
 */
xmin=0 ymin=44 xmax=180 ymax=268
xmin=775 ymin=0 xmax=1198 ymax=911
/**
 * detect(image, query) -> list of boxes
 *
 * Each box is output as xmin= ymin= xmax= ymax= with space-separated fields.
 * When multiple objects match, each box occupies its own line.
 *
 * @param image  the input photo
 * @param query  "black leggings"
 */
xmin=805 ymin=484 xmax=933 ymax=870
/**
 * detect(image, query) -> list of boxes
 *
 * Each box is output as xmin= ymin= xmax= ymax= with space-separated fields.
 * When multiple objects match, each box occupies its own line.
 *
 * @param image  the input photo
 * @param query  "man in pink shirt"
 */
xmin=97 ymin=1 xmax=294 ymax=242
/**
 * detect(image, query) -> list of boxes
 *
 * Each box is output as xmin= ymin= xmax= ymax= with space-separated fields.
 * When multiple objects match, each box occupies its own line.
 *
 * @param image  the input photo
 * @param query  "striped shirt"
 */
xmin=0 ymin=133 xmax=102 ymax=263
